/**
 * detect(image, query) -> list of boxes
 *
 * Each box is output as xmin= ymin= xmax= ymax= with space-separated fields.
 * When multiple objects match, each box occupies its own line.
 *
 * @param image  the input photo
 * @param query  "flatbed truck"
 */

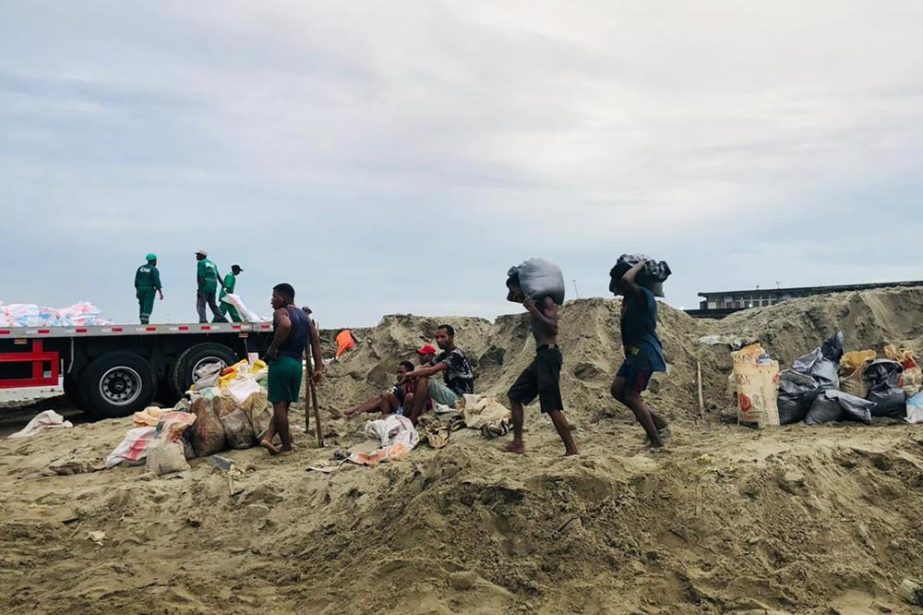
xmin=0 ymin=322 xmax=275 ymax=418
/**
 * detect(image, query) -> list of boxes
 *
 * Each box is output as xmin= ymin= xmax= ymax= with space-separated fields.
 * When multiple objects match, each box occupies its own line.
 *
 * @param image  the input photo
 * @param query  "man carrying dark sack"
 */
xmin=609 ymin=260 xmax=670 ymax=448
xmin=504 ymin=270 xmax=578 ymax=457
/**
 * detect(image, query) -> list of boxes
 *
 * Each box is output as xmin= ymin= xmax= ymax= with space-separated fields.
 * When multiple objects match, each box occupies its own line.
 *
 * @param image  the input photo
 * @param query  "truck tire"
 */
xmin=80 ymin=352 xmax=157 ymax=419
xmin=168 ymin=342 xmax=239 ymax=400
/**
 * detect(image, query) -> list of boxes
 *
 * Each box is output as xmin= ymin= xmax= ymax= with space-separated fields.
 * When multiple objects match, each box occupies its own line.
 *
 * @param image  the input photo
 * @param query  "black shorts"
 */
xmin=508 ymin=346 xmax=564 ymax=413
xmin=616 ymin=356 xmax=654 ymax=394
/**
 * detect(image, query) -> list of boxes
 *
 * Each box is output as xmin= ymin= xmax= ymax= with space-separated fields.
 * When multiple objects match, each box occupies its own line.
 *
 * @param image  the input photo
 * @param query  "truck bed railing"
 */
xmin=0 ymin=322 xmax=273 ymax=339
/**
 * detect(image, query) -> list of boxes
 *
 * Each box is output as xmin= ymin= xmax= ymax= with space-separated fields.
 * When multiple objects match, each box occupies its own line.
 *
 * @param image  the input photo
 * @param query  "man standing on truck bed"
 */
xmin=261 ymin=283 xmax=325 ymax=455
xmin=196 ymin=249 xmax=227 ymax=323
xmin=134 ymin=253 xmax=163 ymax=324
xmin=218 ymin=264 xmax=243 ymax=323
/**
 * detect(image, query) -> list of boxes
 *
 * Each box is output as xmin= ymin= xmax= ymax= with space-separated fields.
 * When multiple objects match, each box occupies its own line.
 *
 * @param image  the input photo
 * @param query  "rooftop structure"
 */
xmin=685 ymin=280 xmax=923 ymax=319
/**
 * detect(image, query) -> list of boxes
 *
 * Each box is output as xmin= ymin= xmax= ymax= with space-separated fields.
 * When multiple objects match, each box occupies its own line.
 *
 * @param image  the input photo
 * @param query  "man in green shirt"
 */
xmin=134 ymin=253 xmax=163 ymax=324
xmin=218 ymin=264 xmax=243 ymax=323
xmin=195 ymin=249 xmax=227 ymax=323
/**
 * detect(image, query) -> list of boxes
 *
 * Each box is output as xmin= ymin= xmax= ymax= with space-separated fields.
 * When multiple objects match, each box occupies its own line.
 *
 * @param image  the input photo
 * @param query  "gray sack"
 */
xmin=508 ymin=258 xmax=566 ymax=305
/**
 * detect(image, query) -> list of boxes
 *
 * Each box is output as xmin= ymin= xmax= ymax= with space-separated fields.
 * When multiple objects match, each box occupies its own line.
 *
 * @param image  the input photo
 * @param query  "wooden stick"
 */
xmin=304 ymin=314 xmax=324 ymax=447
xmin=696 ymin=360 xmax=706 ymax=422
xmin=309 ymin=376 xmax=324 ymax=448
xmin=304 ymin=353 xmax=312 ymax=436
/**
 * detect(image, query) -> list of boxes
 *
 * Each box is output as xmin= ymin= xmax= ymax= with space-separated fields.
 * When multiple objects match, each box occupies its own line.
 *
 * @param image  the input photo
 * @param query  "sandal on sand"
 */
xmin=481 ymin=421 xmax=511 ymax=439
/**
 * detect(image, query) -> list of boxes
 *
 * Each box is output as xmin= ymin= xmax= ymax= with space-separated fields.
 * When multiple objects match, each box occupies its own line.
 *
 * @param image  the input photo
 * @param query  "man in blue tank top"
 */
xmin=609 ymin=261 xmax=670 ymax=448
xmin=261 ymin=283 xmax=325 ymax=455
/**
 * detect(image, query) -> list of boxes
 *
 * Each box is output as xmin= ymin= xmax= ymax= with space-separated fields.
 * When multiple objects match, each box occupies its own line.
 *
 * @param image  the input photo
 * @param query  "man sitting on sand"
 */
xmin=343 ymin=361 xmax=431 ymax=418
xmin=401 ymin=325 xmax=475 ymax=424
xmin=504 ymin=272 xmax=578 ymax=456
xmin=609 ymin=260 xmax=670 ymax=448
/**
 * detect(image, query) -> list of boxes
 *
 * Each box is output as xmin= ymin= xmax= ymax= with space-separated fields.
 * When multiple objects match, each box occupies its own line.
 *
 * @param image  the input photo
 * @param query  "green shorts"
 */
xmin=428 ymin=378 xmax=461 ymax=407
xmin=267 ymin=356 xmax=303 ymax=404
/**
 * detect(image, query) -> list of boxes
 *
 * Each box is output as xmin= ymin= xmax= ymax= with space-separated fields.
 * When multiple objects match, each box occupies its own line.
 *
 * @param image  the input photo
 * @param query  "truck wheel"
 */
xmin=80 ymin=352 xmax=157 ymax=419
xmin=168 ymin=342 xmax=239 ymax=400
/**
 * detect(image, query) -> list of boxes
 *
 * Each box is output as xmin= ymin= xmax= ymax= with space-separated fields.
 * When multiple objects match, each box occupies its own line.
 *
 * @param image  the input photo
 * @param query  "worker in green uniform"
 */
xmin=196 ymin=249 xmax=227 ymax=323
xmin=134 ymin=253 xmax=164 ymax=324
xmin=218 ymin=264 xmax=244 ymax=323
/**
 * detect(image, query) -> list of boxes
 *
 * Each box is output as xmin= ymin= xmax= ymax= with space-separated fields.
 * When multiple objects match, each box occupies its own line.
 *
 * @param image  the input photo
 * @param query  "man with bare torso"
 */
xmin=504 ymin=273 xmax=578 ymax=456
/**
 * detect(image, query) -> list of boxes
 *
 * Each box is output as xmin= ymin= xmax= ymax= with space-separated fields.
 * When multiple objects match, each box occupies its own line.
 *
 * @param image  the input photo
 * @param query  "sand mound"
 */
xmin=321 ymin=298 xmax=707 ymax=423
xmin=1 ymin=287 xmax=922 ymax=614
xmin=716 ymin=287 xmax=923 ymax=367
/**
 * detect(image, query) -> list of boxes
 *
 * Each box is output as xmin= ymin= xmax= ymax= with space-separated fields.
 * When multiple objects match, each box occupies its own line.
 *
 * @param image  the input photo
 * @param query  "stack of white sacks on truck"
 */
xmin=0 ymin=300 xmax=112 ymax=327
xmin=106 ymin=358 xmax=274 ymax=475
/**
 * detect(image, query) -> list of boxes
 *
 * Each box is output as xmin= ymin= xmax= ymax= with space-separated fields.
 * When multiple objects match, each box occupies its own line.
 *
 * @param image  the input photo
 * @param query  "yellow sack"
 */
xmin=249 ymin=358 xmax=268 ymax=380
xmin=217 ymin=360 xmax=250 ymax=390
xmin=840 ymin=363 xmax=870 ymax=398
xmin=841 ymin=350 xmax=876 ymax=374
xmin=884 ymin=344 xmax=913 ymax=364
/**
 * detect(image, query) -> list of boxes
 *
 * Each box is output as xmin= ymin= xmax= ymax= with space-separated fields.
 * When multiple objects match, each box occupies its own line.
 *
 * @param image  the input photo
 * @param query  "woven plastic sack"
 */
xmin=732 ymin=344 xmax=780 ymax=427
xmin=507 ymin=258 xmax=565 ymax=305
xmin=190 ymin=397 xmax=227 ymax=457
xmin=215 ymin=395 xmax=257 ymax=450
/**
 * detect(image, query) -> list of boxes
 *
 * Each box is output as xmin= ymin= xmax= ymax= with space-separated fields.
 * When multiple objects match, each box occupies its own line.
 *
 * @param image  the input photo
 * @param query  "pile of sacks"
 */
xmin=184 ymin=358 xmax=273 ymax=457
xmin=105 ymin=358 xmax=274 ymax=475
xmin=0 ymin=300 xmax=112 ymax=327
xmin=774 ymin=333 xmax=923 ymax=426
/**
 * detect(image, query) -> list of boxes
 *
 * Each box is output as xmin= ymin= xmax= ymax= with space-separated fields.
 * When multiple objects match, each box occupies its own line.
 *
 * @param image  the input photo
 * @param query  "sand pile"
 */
xmin=714 ymin=287 xmax=923 ymax=367
xmin=0 ymin=287 xmax=922 ymax=615
xmin=319 ymin=298 xmax=706 ymax=423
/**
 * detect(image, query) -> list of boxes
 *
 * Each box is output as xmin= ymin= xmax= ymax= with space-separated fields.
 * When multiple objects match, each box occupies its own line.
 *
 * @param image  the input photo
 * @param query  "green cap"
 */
xmin=146 ymin=253 xmax=157 ymax=262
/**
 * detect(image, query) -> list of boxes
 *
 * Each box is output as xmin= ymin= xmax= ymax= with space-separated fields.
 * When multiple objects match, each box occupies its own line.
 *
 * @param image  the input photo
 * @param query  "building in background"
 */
xmin=686 ymin=280 xmax=923 ymax=319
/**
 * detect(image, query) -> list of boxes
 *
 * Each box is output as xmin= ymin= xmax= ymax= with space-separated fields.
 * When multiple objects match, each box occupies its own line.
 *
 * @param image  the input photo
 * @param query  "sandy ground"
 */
xmin=1 ymin=288 xmax=922 ymax=614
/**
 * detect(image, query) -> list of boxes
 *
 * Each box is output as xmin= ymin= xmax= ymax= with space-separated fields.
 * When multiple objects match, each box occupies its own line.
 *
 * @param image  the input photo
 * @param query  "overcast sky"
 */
xmin=2 ymin=1 xmax=922 ymax=327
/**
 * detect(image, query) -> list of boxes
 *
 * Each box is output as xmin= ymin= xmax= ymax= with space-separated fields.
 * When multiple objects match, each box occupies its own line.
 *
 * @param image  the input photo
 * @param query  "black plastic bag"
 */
xmin=862 ymin=360 xmax=905 ymax=417
xmin=825 ymin=390 xmax=874 ymax=425
xmin=778 ymin=395 xmax=810 ymax=425
xmin=793 ymin=348 xmax=839 ymax=390
xmin=777 ymin=370 xmax=820 ymax=425
xmin=868 ymin=385 xmax=906 ymax=417
xmin=805 ymin=394 xmax=844 ymax=425
xmin=609 ymin=255 xmax=671 ymax=297
xmin=863 ymin=360 xmax=903 ymax=388
xmin=821 ymin=331 xmax=845 ymax=363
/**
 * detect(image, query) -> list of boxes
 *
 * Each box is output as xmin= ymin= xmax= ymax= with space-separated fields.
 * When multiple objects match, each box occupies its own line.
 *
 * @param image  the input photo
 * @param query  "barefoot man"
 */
xmin=504 ymin=272 xmax=578 ymax=456
xmin=609 ymin=261 xmax=670 ymax=447
xmin=343 ymin=361 xmax=426 ymax=418
xmin=261 ymin=283 xmax=324 ymax=455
